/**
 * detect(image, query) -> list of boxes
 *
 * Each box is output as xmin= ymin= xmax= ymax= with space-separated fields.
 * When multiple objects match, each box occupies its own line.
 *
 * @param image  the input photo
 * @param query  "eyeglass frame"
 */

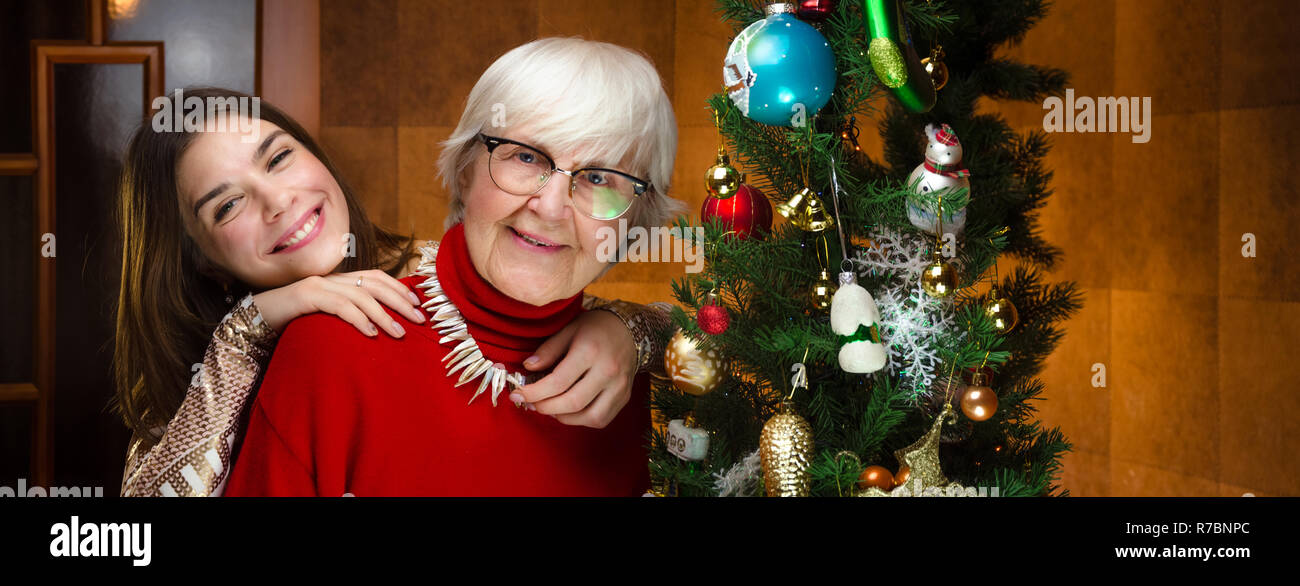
xmin=475 ymin=132 xmax=652 ymax=220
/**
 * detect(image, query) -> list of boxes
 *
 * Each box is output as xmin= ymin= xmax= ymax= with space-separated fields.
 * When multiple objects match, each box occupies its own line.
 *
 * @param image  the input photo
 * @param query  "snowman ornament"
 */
xmin=906 ymin=123 xmax=971 ymax=237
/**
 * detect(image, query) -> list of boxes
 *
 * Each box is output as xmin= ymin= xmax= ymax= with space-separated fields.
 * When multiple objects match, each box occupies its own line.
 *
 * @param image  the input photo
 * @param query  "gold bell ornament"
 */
xmin=775 ymin=187 xmax=835 ymax=232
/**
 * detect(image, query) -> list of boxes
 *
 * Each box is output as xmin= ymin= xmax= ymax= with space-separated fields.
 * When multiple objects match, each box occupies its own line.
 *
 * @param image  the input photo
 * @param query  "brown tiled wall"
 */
xmin=318 ymin=0 xmax=1300 ymax=495
xmin=985 ymin=0 xmax=1300 ymax=496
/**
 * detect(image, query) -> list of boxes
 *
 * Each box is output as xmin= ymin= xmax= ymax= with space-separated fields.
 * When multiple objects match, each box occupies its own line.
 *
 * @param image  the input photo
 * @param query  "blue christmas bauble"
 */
xmin=723 ymin=6 xmax=837 ymax=127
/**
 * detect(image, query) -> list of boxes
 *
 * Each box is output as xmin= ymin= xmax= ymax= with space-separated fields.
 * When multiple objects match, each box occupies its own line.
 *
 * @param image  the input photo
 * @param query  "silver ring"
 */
xmin=355 ymin=277 xmax=364 ymax=288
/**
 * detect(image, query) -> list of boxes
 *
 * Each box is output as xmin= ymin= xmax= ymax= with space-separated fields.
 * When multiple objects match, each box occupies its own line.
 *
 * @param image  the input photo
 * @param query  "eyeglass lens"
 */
xmin=487 ymin=142 xmax=638 ymax=220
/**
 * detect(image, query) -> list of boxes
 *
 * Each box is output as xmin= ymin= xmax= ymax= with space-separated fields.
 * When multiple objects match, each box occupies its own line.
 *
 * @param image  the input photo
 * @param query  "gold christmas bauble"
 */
xmin=704 ymin=148 xmax=741 ymax=198
xmin=983 ymin=289 xmax=1019 ymax=333
xmin=961 ymin=374 xmax=998 ymax=421
xmin=921 ymin=55 xmax=948 ymax=91
xmin=856 ymin=465 xmax=895 ymax=491
xmin=664 ymin=330 xmax=726 ymax=396
xmin=760 ymin=401 xmax=814 ymax=497
xmin=809 ymin=269 xmax=835 ymax=311
xmin=921 ymin=254 xmax=959 ymax=298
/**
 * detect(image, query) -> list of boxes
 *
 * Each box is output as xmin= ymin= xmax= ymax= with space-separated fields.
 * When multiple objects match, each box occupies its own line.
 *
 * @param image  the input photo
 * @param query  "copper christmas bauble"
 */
xmin=701 ymin=183 xmax=773 ymax=240
xmin=856 ymin=465 xmax=895 ymax=491
xmin=704 ymin=149 xmax=741 ymax=198
xmin=961 ymin=375 xmax=998 ymax=421
xmin=664 ymin=330 xmax=726 ymax=396
xmin=894 ymin=466 xmax=910 ymax=487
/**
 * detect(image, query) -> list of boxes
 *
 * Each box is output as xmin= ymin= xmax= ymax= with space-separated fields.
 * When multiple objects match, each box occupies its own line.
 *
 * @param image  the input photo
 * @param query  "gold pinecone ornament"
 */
xmin=760 ymin=401 xmax=815 ymax=496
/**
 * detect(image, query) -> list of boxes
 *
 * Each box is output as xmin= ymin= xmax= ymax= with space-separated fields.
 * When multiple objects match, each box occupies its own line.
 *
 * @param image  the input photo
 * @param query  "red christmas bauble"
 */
xmin=796 ymin=0 xmax=836 ymax=22
xmin=701 ymin=183 xmax=773 ymax=241
xmin=697 ymin=303 xmax=730 ymax=335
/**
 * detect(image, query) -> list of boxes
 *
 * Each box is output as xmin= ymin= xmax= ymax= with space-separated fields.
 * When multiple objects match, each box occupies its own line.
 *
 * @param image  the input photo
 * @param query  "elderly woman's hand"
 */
xmin=509 ymin=309 xmax=638 ymax=428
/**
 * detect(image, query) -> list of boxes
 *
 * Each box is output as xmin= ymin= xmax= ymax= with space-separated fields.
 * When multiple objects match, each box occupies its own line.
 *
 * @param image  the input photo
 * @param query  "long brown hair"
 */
xmin=113 ymin=87 xmax=415 ymax=441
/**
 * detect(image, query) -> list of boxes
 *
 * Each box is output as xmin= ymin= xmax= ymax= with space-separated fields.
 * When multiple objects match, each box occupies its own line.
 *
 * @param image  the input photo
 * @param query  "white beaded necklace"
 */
xmin=413 ymin=242 xmax=526 ymax=406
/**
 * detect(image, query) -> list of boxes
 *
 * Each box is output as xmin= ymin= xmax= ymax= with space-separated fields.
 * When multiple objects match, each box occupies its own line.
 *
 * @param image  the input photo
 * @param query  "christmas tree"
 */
xmin=648 ymin=0 xmax=1082 ymax=497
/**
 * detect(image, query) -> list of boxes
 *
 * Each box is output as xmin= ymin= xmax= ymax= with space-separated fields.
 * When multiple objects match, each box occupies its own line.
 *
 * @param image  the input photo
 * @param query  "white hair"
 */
xmin=438 ymin=37 xmax=684 ymax=229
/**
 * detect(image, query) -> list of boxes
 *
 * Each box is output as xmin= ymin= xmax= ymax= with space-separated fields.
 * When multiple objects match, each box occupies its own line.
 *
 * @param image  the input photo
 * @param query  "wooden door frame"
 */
xmin=5 ymin=0 xmax=280 ymax=488
xmin=5 ymin=0 xmax=165 ymax=485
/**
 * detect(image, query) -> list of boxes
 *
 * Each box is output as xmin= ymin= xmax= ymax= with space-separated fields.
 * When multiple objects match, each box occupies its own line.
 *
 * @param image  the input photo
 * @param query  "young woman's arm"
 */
xmin=585 ymin=297 xmax=673 ymax=377
xmin=120 ymin=271 xmax=424 ymax=496
xmin=120 ymin=294 xmax=276 ymax=496
xmin=507 ymin=296 xmax=674 ymax=429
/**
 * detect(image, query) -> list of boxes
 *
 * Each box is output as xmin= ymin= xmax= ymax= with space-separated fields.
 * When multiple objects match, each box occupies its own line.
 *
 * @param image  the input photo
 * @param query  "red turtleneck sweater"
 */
xmin=224 ymin=224 xmax=651 ymax=496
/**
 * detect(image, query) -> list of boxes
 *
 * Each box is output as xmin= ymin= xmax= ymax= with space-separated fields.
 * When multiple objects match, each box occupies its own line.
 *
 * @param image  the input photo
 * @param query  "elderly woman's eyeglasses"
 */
xmin=477 ymin=133 xmax=651 ymax=221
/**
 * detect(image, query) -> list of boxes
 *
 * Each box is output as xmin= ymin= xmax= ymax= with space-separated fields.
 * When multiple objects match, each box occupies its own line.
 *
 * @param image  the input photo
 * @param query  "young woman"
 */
xmin=114 ymin=88 xmax=670 ymax=497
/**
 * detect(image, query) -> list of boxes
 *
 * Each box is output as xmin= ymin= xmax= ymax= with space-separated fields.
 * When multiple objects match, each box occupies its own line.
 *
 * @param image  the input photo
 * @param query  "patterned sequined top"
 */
xmin=120 ymin=294 xmax=277 ymax=497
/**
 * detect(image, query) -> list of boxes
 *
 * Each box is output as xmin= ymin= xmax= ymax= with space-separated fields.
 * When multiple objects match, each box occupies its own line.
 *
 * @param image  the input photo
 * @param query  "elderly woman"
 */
xmin=224 ymin=38 xmax=682 ymax=496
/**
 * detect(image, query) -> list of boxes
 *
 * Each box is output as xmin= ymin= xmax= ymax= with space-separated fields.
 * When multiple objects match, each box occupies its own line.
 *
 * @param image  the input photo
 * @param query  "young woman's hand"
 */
xmin=510 ymin=309 xmax=639 ymax=429
xmin=253 ymin=270 xmax=426 ymax=337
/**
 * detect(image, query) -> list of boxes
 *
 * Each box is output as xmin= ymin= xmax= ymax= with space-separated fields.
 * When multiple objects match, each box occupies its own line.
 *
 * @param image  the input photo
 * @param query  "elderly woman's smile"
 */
xmin=508 ymin=226 xmax=563 ymax=250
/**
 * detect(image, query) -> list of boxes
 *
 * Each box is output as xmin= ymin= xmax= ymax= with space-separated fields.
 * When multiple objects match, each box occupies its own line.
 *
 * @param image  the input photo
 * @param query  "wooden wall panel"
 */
xmin=261 ymin=0 xmax=321 ymax=135
xmin=992 ymin=0 xmax=1300 ymax=496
